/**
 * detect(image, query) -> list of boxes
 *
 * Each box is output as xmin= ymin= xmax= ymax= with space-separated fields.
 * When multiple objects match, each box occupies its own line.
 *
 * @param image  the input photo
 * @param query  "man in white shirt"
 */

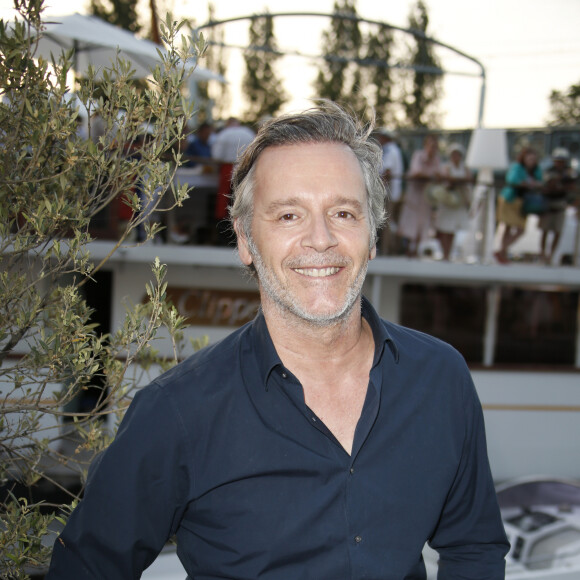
xmin=212 ymin=118 xmax=256 ymax=166
xmin=375 ymin=128 xmax=404 ymax=254
xmin=210 ymin=118 xmax=256 ymax=243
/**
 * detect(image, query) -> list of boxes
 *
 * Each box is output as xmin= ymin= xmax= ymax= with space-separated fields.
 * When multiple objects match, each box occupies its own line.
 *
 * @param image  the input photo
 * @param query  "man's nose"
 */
xmin=301 ymin=214 xmax=338 ymax=252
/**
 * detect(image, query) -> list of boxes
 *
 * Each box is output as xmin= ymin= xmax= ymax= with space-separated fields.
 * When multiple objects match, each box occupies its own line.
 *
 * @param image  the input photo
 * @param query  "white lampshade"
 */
xmin=465 ymin=128 xmax=509 ymax=170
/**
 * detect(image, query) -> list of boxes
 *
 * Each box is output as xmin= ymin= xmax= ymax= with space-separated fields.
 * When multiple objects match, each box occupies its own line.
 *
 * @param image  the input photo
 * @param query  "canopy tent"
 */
xmin=35 ymin=13 xmax=224 ymax=82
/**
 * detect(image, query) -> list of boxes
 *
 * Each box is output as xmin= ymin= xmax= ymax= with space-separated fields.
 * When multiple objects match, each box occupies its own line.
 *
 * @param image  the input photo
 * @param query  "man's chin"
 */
xmin=285 ymin=297 xmax=360 ymax=327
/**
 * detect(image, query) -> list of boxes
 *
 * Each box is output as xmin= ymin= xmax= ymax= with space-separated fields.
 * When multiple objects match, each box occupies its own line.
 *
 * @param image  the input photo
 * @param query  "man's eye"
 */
xmin=280 ymin=213 xmax=297 ymax=221
xmin=336 ymin=211 xmax=354 ymax=219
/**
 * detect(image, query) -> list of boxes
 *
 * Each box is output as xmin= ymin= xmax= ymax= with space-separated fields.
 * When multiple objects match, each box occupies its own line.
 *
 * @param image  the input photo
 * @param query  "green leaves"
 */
xmin=0 ymin=494 xmax=54 ymax=578
xmin=0 ymin=1 xmax=204 ymax=576
xmin=548 ymin=80 xmax=580 ymax=126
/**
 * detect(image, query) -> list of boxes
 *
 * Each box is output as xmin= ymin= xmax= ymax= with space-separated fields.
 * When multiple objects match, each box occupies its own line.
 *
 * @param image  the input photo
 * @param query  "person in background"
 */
xmin=47 ymin=101 xmax=508 ymax=580
xmin=433 ymin=143 xmax=473 ymax=261
xmin=397 ymin=134 xmax=441 ymax=257
xmin=539 ymin=147 xmax=577 ymax=264
xmin=211 ymin=117 xmax=255 ymax=244
xmin=495 ymin=146 xmax=543 ymax=264
xmin=374 ymin=128 xmax=405 ymax=255
xmin=183 ymin=121 xmax=214 ymax=168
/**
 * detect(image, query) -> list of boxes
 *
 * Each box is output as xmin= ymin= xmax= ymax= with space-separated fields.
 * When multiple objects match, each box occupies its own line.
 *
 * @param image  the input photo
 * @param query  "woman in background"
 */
xmin=397 ymin=134 xmax=441 ymax=257
xmin=495 ymin=147 xmax=542 ymax=264
xmin=434 ymin=143 xmax=473 ymax=261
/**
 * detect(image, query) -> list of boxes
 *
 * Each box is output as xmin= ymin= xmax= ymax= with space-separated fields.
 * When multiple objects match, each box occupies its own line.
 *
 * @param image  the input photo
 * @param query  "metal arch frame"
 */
xmin=193 ymin=11 xmax=487 ymax=127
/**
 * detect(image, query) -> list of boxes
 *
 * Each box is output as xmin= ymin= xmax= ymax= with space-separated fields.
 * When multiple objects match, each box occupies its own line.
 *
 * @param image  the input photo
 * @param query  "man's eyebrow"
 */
xmin=264 ymin=198 xmax=303 ymax=213
xmin=264 ymin=197 xmax=366 ymax=213
xmin=333 ymin=197 xmax=365 ymax=212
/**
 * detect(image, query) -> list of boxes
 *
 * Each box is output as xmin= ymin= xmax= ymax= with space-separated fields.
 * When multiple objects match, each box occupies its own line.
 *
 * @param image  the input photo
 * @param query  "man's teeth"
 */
xmin=294 ymin=267 xmax=340 ymax=277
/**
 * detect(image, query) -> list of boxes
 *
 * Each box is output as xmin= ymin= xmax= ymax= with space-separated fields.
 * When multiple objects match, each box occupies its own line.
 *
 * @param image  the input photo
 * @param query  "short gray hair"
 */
xmin=229 ymin=100 xmax=387 ymax=247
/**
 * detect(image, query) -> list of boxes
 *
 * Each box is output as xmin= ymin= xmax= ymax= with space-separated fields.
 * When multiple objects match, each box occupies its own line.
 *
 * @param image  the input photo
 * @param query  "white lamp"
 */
xmin=465 ymin=128 xmax=509 ymax=263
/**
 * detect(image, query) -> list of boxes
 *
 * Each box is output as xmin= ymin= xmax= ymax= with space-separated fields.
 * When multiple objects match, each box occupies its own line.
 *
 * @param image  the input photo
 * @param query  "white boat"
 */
xmin=498 ymin=477 xmax=580 ymax=579
xmin=426 ymin=477 xmax=580 ymax=579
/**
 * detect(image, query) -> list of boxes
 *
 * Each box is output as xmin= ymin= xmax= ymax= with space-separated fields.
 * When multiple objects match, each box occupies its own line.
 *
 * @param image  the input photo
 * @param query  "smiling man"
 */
xmin=47 ymin=102 xmax=509 ymax=579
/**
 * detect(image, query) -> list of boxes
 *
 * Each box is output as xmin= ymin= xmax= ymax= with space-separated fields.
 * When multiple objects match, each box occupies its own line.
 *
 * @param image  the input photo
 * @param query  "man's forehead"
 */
xmin=253 ymin=142 xmax=360 ymax=174
xmin=250 ymin=142 xmax=369 ymax=214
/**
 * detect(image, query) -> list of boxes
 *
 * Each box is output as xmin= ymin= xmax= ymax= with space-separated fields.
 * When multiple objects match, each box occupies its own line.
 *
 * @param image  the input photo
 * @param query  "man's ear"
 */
xmin=234 ymin=219 xmax=253 ymax=266
xmin=369 ymin=243 xmax=377 ymax=261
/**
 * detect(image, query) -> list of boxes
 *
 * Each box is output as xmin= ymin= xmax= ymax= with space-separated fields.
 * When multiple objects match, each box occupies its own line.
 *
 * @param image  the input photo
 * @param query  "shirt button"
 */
xmin=350 ymin=467 xmax=355 ymax=474
xmin=281 ymin=372 xmax=287 ymax=379
xmin=354 ymin=535 xmax=362 ymax=544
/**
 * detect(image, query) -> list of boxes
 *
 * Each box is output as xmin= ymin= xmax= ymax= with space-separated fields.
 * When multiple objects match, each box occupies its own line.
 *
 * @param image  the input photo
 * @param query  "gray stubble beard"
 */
xmin=246 ymin=234 xmax=368 ymax=329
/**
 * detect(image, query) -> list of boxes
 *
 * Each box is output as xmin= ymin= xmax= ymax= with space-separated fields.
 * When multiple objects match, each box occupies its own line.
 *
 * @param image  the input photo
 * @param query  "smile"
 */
xmin=293 ymin=267 xmax=340 ymax=277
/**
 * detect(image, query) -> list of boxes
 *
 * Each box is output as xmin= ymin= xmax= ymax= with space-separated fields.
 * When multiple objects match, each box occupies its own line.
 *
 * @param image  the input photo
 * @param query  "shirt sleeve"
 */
xmin=428 ymin=374 xmax=510 ymax=579
xmin=46 ymin=383 xmax=192 ymax=580
xmin=505 ymin=163 xmax=526 ymax=186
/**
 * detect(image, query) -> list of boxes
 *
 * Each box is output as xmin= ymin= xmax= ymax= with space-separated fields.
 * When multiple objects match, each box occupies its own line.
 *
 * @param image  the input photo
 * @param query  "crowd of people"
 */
xmin=160 ymin=118 xmax=580 ymax=265
xmin=495 ymin=146 xmax=578 ymax=264
xmin=374 ymin=132 xmax=578 ymax=264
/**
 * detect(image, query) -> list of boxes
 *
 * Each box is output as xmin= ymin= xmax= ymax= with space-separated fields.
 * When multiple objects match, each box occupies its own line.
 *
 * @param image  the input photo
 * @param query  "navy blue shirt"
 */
xmin=183 ymin=137 xmax=212 ymax=167
xmin=48 ymin=297 xmax=508 ymax=579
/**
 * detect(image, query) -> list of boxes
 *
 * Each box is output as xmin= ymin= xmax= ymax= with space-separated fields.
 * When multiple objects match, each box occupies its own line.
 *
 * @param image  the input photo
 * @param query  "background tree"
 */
xmin=0 ymin=2 xmax=201 ymax=577
xmin=196 ymin=2 xmax=230 ymax=123
xmin=242 ymin=12 xmax=287 ymax=125
xmin=314 ymin=0 xmax=366 ymax=118
xmin=402 ymin=0 xmax=442 ymax=128
xmin=361 ymin=23 xmax=395 ymax=127
xmin=548 ymin=80 xmax=580 ymax=126
xmin=89 ymin=0 xmax=142 ymax=35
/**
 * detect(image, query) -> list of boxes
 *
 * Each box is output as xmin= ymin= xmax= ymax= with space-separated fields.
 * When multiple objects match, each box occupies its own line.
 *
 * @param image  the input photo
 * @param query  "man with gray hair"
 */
xmin=48 ymin=101 xmax=509 ymax=579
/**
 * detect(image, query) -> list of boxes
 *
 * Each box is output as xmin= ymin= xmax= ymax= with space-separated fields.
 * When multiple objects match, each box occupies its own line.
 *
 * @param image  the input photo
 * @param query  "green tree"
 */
xmin=195 ymin=3 xmax=229 ymax=123
xmin=362 ymin=23 xmax=395 ymax=126
xmin=0 ymin=1 xmax=202 ymax=576
xmin=402 ymin=0 xmax=442 ymax=128
xmin=548 ymin=80 xmax=580 ymax=126
xmin=314 ymin=0 xmax=365 ymax=117
xmin=242 ymin=12 xmax=287 ymax=125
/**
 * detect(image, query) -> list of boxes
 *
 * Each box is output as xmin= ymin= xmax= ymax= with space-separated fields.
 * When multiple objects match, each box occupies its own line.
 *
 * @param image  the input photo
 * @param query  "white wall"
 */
xmin=473 ymin=370 xmax=580 ymax=482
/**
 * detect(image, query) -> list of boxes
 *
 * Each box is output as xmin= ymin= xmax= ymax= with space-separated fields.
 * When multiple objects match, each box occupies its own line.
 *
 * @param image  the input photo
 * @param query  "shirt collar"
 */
xmin=360 ymin=295 xmax=399 ymax=366
xmin=249 ymin=296 xmax=399 ymax=391
xmin=250 ymin=309 xmax=284 ymax=388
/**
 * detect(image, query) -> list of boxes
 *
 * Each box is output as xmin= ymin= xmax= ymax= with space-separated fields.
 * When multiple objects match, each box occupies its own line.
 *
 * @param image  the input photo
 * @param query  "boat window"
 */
xmin=401 ymin=284 xmax=579 ymax=367
xmin=400 ymin=284 xmax=486 ymax=363
xmin=495 ymin=288 xmax=579 ymax=366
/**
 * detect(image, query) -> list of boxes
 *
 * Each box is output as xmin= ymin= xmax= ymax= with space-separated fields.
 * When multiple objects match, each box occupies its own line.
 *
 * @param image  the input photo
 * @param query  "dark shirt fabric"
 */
xmin=47 ymin=297 xmax=509 ymax=579
xmin=543 ymin=164 xmax=577 ymax=210
xmin=183 ymin=137 xmax=212 ymax=167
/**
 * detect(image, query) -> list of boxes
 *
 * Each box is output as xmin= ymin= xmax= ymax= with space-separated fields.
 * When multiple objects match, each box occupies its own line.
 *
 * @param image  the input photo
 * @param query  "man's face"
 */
xmin=236 ymin=142 xmax=376 ymax=327
xmin=523 ymin=152 xmax=538 ymax=169
xmin=199 ymin=126 xmax=213 ymax=143
xmin=424 ymin=136 xmax=438 ymax=157
xmin=553 ymin=158 xmax=566 ymax=171
xmin=450 ymin=150 xmax=463 ymax=166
